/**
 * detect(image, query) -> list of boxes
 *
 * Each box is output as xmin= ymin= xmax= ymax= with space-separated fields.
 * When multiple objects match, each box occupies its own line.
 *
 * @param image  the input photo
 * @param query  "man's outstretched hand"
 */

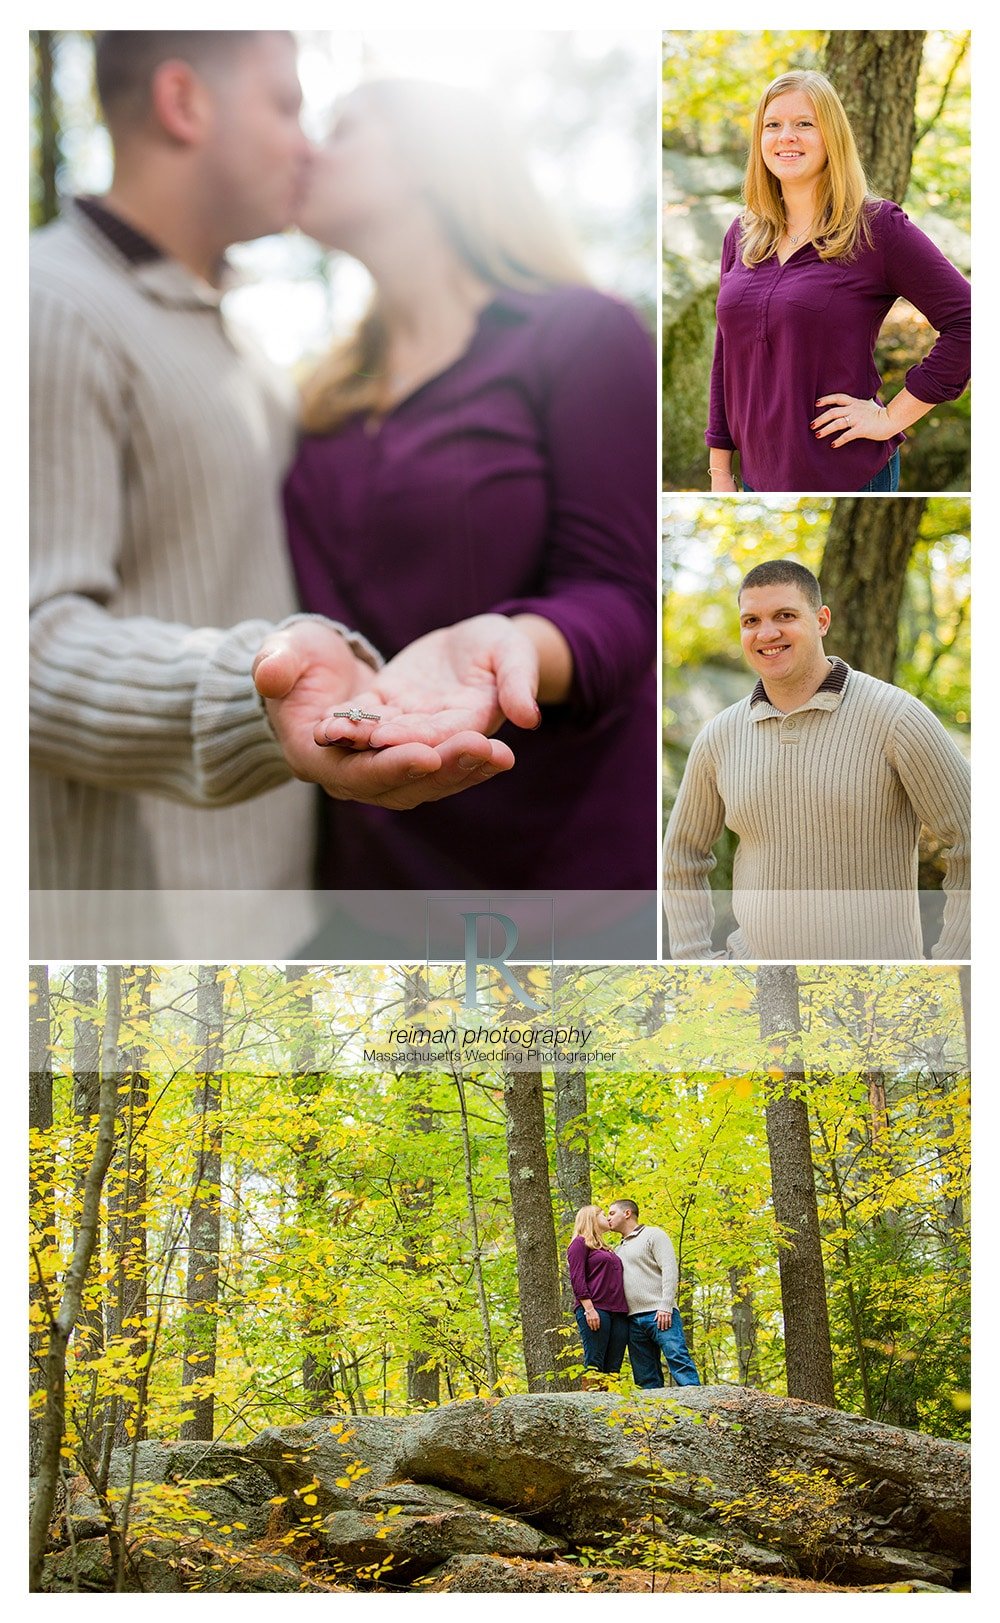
xmin=313 ymin=614 xmax=543 ymax=751
xmin=252 ymin=618 xmax=515 ymax=810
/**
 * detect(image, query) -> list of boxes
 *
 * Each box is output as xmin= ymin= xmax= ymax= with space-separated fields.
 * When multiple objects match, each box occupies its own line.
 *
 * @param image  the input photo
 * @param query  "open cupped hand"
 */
xmin=315 ymin=614 xmax=542 ymax=751
xmin=252 ymin=617 xmax=514 ymax=809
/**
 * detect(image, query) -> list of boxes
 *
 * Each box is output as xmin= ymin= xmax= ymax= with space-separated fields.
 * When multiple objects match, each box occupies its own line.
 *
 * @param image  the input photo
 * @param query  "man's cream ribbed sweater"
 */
xmin=616 ymin=1225 xmax=678 ymax=1315
xmin=30 ymin=205 xmax=374 ymax=953
xmin=662 ymin=659 xmax=970 ymax=960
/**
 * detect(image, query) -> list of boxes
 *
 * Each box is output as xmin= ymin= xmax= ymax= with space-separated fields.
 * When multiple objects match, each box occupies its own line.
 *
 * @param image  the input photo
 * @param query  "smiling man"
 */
xmin=662 ymin=559 xmax=970 ymax=960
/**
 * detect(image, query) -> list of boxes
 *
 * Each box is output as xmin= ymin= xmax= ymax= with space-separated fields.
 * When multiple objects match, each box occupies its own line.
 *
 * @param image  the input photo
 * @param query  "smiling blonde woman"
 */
xmin=706 ymin=69 xmax=970 ymax=495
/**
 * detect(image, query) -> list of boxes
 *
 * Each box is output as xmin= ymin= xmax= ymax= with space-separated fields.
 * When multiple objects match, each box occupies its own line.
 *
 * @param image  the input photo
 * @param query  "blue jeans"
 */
xmin=627 ymin=1310 xmax=701 ymax=1388
xmin=574 ymin=1305 xmax=629 ymax=1373
xmin=742 ymin=448 xmax=900 ymax=493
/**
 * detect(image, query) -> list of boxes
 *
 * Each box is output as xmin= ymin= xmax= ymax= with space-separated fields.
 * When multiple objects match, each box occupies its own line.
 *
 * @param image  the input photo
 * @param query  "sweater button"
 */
xmin=785 ymin=719 xmax=797 ymax=730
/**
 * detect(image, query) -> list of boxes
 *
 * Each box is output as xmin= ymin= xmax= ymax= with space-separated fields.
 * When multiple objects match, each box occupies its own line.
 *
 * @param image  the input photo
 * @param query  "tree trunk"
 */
xmin=28 ymin=965 xmax=53 ymax=1477
xmin=553 ymin=1070 xmax=591 ymax=1222
xmin=285 ymin=966 xmax=337 ymax=1412
xmin=728 ymin=1263 xmax=760 ymax=1385
xmin=105 ymin=967 xmax=153 ymax=1450
xmin=504 ymin=1070 xmax=571 ymax=1392
xmin=452 ymin=1069 xmax=499 ymax=1391
xmin=958 ymin=965 xmax=970 ymax=1069
xmin=852 ymin=981 xmax=916 ymax=1427
xmin=823 ymin=32 xmax=926 ymax=203
xmin=71 ymin=965 xmax=106 ymax=1455
xmin=400 ymin=968 xmax=440 ymax=1408
xmin=32 ymin=32 xmax=61 ymax=226
xmin=553 ymin=1066 xmax=591 ymax=1325
xmin=29 ymin=967 xmax=121 ymax=1592
xmin=756 ymin=965 xmax=836 ymax=1407
xmin=180 ymin=966 xmax=224 ymax=1441
xmin=819 ymin=497 xmax=926 ymax=680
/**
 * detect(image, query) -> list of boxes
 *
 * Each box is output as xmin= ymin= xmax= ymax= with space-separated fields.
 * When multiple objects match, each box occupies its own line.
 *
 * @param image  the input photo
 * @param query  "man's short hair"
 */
xmin=610 ymin=1197 xmax=639 ymax=1220
xmin=738 ymin=560 xmax=822 ymax=610
xmin=95 ymin=31 xmax=284 ymax=128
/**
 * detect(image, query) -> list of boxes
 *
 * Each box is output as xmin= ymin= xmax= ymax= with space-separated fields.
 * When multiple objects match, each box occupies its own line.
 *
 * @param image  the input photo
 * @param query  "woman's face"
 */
xmin=595 ymin=1208 xmax=610 ymax=1232
xmin=294 ymin=95 xmax=410 ymax=246
xmin=760 ymin=90 xmax=828 ymax=191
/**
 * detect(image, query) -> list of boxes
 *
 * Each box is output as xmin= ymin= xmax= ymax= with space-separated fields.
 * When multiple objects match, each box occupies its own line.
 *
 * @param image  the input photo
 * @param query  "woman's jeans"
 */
xmin=626 ymin=1309 xmax=701 ymax=1388
xmin=574 ymin=1305 xmax=629 ymax=1373
xmin=741 ymin=447 xmax=900 ymax=493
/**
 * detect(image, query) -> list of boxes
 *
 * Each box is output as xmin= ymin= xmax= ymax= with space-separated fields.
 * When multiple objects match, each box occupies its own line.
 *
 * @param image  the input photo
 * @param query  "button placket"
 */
xmin=756 ymin=260 xmax=778 ymax=344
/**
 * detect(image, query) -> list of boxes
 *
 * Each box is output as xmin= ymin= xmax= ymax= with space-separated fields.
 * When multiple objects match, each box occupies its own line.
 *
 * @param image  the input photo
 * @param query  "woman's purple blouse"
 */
xmin=285 ymin=284 xmax=658 ymax=889
xmin=705 ymin=200 xmax=971 ymax=492
xmin=567 ymin=1236 xmax=629 ymax=1313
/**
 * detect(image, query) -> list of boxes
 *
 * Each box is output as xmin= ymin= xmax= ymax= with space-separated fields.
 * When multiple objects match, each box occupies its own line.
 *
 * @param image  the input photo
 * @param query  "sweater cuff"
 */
xmin=705 ymin=430 xmax=737 ymax=451
xmin=193 ymin=613 xmax=384 ymax=803
xmin=193 ymin=619 xmax=296 ymax=803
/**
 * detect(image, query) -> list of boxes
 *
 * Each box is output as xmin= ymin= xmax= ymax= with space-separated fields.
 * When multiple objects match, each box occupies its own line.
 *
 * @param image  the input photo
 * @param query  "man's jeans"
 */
xmin=574 ymin=1305 xmax=629 ymax=1373
xmin=627 ymin=1309 xmax=701 ymax=1387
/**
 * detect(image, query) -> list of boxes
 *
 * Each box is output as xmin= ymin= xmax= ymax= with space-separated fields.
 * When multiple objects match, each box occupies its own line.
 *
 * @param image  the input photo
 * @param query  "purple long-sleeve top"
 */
xmin=567 ymin=1236 xmax=629 ymax=1312
xmin=705 ymin=199 xmax=971 ymax=493
xmin=285 ymin=283 xmax=658 ymax=889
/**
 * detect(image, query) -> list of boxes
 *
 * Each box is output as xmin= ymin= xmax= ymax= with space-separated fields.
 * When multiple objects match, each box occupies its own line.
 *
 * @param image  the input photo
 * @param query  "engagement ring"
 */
xmin=332 ymin=707 xmax=381 ymax=723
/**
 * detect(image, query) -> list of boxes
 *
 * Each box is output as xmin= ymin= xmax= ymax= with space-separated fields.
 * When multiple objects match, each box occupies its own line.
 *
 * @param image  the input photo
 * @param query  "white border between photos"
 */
xmin=7 ymin=1 xmax=990 ymax=1617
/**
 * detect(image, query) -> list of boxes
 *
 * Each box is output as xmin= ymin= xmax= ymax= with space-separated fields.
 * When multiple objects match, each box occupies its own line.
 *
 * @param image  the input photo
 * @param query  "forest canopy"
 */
xmin=30 ymin=961 xmax=969 ymax=1443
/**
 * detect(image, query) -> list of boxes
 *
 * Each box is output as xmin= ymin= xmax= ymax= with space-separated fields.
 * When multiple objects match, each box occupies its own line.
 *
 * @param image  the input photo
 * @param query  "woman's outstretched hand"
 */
xmin=812 ymin=394 xmax=894 ymax=448
xmin=252 ymin=617 xmax=514 ymax=809
xmin=314 ymin=613 xmax=543 ymax=751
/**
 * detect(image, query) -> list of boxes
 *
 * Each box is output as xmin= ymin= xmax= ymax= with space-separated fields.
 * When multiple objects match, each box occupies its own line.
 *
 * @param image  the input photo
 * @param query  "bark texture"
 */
xmin=32 ymin=32 xmax=61 ymax=226
xmin=553 ymin=1071 xmax=591 ymax=1222
xmin=106 ymin=967 xmax=153 ymax=1450
xmin=401 ymin=967 xmax=440 ymax=1407
xmin=757 ymin=966 xmax=836 ymax=1408
xmin=72 ymin=965 xmax=106 ymax=1452
xmin=29 ymin=965 xmax=53 ymax=1477
xmin=180 ymin=966 xmax=224 ymax=1441
xmin=819 ymin=497 xmax=926 ymax=681
xmin=285 ymin=965 xmax=337 ymax=1412
xmin=504 ymin=1071 xmax=570 ymax=1392
xmin=29 ymin=968 xmax=122 ymax=1591
xmin=823 ymin=31 xmax=926 ymax=203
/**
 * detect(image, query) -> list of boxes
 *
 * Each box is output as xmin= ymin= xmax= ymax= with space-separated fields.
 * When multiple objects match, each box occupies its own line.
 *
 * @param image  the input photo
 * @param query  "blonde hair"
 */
xmin=301 ymin=78 xmax=589 ymax=434
xmin=572 ymin=1205 xmax=611 ymax=1250
xmin=740 ymin=70 xmax=875 ymax=267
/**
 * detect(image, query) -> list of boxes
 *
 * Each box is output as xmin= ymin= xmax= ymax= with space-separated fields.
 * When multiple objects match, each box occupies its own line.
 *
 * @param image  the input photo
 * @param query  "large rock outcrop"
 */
xmin=395 ymin=1387 xmax=969 ymax=1588
xmin=317 ymin=1481 xmax=564 ymax=1583
xmin=38 ymin=1388 xmax=969 ymax=1592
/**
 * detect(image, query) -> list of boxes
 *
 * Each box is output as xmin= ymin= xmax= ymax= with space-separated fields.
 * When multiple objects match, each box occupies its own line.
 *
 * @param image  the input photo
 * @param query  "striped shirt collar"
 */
xmin=74 ymin=196 xmax=164 ymax=264
xmin=749 ymin=656 xmax=850 ymax=720
xmin=71 ymin=195 xmax=239 ymax=308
